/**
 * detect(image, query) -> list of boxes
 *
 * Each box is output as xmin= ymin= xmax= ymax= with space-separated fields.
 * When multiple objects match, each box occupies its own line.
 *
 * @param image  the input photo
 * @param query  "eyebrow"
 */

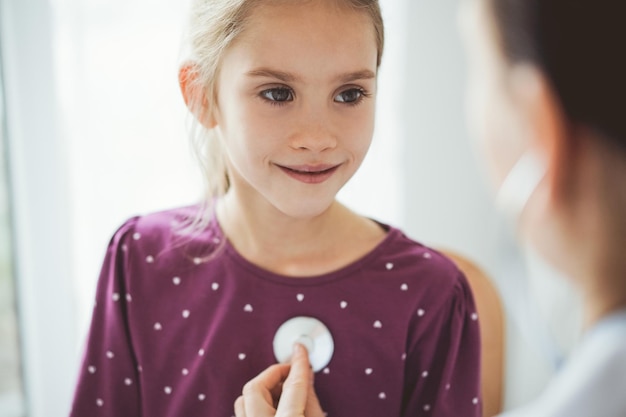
xmin=246 ymin=68 xmax=297 ymax=82
xmin=338 ymin=69 xmax=377 ymax=83
xmin=246 ymin=68 xmax=376 ymax=83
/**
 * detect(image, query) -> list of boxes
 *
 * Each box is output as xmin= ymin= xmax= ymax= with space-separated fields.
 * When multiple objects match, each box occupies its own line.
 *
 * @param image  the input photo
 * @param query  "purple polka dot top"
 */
xmin=70 ymin=206 xmax=482 ymax=417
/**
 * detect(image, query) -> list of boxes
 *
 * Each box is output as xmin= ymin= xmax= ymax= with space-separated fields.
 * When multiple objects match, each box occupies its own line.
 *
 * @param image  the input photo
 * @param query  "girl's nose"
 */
xmin=289 ymin=108 xmax=338 ymax=153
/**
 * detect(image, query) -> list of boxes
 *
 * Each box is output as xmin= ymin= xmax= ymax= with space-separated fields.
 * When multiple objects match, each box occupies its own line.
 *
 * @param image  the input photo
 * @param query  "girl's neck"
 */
xmin=215 ymin=191 xmax=386 ymax=277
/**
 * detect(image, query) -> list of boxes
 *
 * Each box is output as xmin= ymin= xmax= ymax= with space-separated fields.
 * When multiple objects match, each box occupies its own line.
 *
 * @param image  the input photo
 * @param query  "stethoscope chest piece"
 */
xmin=272 ymin=316 xmax=334 ymax=372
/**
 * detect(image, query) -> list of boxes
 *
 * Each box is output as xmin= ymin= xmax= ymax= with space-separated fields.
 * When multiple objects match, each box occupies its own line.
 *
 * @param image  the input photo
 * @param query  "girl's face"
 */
xmin=212 ymin=0 xmax=378 ymax=219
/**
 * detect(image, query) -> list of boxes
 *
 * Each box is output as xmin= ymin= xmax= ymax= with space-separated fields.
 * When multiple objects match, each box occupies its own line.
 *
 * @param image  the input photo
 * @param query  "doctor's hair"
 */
xmin=181 ymin=0 xmax=384 ymax=218
xmin=486 ymin=0 xmax=626 ymax=148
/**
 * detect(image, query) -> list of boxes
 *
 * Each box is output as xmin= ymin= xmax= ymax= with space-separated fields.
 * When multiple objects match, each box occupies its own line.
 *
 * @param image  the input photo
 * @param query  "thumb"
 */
xmin=304 ymin=374 xmax=325 ymax=417
xmin=295 ymin=345 xmax=325 ymax=417
xmin=275 ymin=344 xmax=312 ymax=417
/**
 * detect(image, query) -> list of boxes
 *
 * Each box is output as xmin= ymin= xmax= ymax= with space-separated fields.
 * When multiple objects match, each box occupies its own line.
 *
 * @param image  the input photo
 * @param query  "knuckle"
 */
xmin=242 ymin=380 xmax=257 ymax=396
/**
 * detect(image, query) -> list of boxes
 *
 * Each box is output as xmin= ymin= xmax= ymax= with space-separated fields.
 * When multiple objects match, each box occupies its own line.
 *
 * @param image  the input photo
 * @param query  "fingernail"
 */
xmin=293 ymin=342 xmax=304 ymax=355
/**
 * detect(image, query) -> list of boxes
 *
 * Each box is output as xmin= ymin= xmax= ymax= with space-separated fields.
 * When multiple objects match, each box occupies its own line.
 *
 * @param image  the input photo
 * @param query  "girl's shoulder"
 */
xmin=374 ymin=223 xmax=472 ymax=303
xmin=115 ymin=203 xmax=211 ymax=238
xmin=107 ymin=204 xmax=221 ymax=261
xmin=380 ymin=224 xmax=462 ymax=277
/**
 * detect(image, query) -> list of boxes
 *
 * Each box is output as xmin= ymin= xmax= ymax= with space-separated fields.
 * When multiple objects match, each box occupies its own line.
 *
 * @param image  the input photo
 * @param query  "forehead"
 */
xmin=227 ymin=1 xmax=378 ymax=73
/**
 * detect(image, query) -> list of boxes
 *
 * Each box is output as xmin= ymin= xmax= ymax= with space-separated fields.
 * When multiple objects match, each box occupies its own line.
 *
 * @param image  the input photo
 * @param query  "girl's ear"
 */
xmin=509 ymin=64 xmax=571 ymax=202
xmin=178 ymin=61 xmax=218 ymax=129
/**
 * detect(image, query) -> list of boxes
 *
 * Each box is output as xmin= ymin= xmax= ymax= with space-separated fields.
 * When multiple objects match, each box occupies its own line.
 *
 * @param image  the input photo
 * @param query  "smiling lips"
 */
xmin=277 ymin=164 xmax=341 ymax=184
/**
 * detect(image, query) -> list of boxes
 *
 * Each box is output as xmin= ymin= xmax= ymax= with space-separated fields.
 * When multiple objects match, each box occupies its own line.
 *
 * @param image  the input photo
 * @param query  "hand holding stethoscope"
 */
xmin=234 ymin=344 xmax=325 ymax=417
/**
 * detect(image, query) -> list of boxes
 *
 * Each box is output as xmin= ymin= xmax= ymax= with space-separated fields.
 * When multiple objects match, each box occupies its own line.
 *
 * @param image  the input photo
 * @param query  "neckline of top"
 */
xmin=208 ymin=212 xmax=400 ymax=286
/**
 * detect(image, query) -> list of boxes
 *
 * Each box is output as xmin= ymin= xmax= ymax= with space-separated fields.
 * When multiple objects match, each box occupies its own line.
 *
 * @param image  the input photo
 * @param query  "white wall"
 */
xmin=402 ymin=0 xmax=496 ymax=273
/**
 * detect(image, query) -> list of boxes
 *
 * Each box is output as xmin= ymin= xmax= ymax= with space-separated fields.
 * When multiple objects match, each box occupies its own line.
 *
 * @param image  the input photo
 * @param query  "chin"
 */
xmin=273 ymin=196 xmax=336 ymax=220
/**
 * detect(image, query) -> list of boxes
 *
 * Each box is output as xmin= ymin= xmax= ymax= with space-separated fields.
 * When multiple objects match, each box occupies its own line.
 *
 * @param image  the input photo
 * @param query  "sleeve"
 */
xmin=70 ymin=218 xmax=142 ymax=417
xmin=401 ymin=272 xmax=482 ymax=417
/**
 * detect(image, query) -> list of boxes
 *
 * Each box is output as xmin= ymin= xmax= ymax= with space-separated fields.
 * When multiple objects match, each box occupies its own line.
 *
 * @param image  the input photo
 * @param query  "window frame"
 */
xmin=0 ymin=1 xmax=79 ymax=416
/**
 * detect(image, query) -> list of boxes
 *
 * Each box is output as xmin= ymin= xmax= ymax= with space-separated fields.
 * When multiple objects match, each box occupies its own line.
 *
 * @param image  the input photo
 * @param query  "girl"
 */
xmin=239 ymin=0 xmax=626 ymax=416
xmin=70 ymin=1 xmax=482 ymax=416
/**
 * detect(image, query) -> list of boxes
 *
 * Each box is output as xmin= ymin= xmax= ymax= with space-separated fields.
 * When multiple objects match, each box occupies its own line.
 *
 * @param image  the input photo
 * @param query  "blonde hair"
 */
xmin=182 ymin=0 xmax=385 ymax=227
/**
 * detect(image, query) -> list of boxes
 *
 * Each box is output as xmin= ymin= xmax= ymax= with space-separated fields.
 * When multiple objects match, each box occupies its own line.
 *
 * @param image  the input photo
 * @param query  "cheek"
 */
xmin=220 ymin=101 xmax=276 ymax=154
xmin=345 ymin=106 xmax=376 ymax=155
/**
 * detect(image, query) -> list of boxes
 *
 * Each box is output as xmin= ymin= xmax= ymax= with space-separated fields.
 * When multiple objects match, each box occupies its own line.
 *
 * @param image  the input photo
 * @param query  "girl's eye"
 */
xmin=334 ymin=88 xmax=365 ymax=104
xmin=260 ymin=87 xmax=294 ymax=103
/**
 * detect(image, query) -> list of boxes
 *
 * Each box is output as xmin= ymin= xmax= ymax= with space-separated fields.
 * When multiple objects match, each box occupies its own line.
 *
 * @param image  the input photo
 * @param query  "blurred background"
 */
xmin=0 ymin=0 xmax=584 ymax=415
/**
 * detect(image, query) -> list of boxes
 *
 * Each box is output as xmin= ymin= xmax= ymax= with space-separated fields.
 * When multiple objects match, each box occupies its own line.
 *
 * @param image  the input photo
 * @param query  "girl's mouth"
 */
xmin=277 ymin=164 xmax=341 ymax=184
